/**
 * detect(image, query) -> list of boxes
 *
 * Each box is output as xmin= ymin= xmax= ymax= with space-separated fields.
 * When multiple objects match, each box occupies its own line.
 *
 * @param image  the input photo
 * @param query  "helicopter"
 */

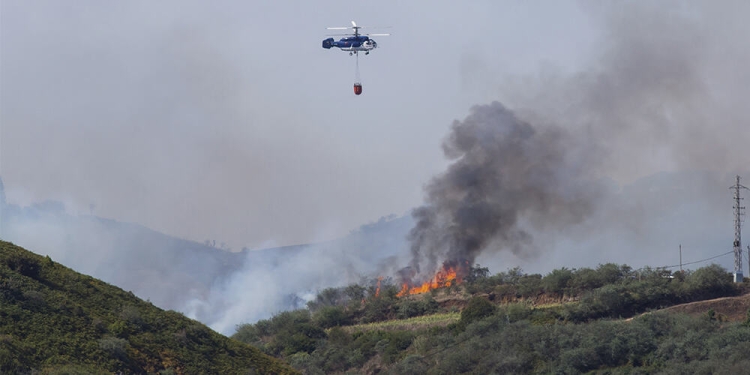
xmin=322 ymin=21 xmax=390 ymax=56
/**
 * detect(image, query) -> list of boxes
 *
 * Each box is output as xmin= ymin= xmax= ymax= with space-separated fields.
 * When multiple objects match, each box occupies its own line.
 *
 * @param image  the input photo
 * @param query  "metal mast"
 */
xmin=731 ymin=175 xmax=748 ymax=283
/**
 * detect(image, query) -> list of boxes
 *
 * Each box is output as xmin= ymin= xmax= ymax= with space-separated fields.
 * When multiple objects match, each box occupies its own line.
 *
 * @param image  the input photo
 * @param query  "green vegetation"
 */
xmin=4 ymin=233 xmax=742 ymax=374
xmin=234 ymin=262 xmax=748 ymax=374
xmin=0 ymin=240 xmax=298 ymax=375
xmin=341 ymin=312 xmax=460 ymax=333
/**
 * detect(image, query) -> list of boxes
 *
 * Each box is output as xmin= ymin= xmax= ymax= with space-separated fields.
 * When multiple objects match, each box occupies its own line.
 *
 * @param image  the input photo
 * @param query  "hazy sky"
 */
xmin=0 ymin=1 xmax=598 ymax=249
xmin=2 ymin=1 xmax=748 ymax=252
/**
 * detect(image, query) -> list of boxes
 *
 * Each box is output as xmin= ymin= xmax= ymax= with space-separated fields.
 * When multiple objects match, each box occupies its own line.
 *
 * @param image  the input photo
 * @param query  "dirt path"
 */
xmin=626 ymin=293 xmax=750 ymax=322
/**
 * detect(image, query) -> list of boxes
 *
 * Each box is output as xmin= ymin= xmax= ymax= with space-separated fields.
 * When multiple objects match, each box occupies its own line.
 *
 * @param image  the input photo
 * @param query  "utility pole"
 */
xmin=679 ymin=244 xmax=683 ymax=273
xmin=731 ymin=175 xmax=748 ymax=283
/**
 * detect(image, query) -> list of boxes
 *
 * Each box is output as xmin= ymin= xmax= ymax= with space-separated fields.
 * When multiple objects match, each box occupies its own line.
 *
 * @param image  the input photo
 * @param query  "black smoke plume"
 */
xmin=407 ymin=102 xmax=602 ymax=279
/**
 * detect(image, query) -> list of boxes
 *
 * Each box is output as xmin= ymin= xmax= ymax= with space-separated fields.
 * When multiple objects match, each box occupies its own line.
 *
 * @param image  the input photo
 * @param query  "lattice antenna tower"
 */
xmin=731 ymin=175 xmax=748 ymax=283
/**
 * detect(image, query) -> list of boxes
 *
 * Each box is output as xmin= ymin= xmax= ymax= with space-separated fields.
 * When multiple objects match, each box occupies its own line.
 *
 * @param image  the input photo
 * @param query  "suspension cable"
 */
xmin=354 ymin=53 xmax=361 ymax=84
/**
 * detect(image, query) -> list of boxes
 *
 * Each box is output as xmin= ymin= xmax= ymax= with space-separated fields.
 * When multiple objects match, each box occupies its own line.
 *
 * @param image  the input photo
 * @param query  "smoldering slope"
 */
xmin=405 ymin=1 xmax=750 ymax=280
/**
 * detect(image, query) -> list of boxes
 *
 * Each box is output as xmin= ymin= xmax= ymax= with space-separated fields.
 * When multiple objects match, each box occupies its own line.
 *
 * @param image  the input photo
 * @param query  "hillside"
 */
xmin=233 ymin=263 xmax=750 ymax=374
xmin=638 ymin=293 xmax=750 ymax=322
xmin=0 ymin=240 xmax=298 ymax=375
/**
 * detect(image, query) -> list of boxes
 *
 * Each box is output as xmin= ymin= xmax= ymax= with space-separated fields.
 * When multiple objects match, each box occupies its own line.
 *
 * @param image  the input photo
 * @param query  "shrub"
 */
xmin=233 ymin=324 xmax=261 ymax=345
xmin=395 ymin=295 xmax=438 ymax=320
xmin=396 ymin=300 xmax=423 ymax=319
xmin=307 ymin=287 xmax=344 ymax=311
xmin=313 ymin=305 xmax=349 ymax=328
xmin=5 ymin=255 xmax=41 ymax=279
xmin=326 ymin=327 xmax=351 ymax=347
xmin=344 ymin=284 xmax=366 ymax=301
xmin=419 ymin=294 xmax=439 ymax=315
xmin=21 ymin=290 xmax=46 ymax=309
xmin=363 ymin=297 xmax=393 ymax=323
xmin=44 ymin=364 xmax=111 ymax=375
xmin=391 ymin=354 xmax=428 ymax=375
xmin=268 ymin=310 xmax=312 ymax=335
xmin=502 ymin=303 xmax=532 ymax=322
xmin=119 ymin=305 xmax=144 ymax=329
xmin=461 ymin=297 xmax=495 ymax=325
xmin=98 ymin=336 xmax=129 ymax=359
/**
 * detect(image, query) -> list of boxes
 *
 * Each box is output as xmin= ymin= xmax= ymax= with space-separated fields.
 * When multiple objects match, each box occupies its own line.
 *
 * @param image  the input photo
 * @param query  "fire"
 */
xmin=375 ymin=276 xmax=383 ymax=297
xmin=397 ymin=263 xmax=461 ymax=297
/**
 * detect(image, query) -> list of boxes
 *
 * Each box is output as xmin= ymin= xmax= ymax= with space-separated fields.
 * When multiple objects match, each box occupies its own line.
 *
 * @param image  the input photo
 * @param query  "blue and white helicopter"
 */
xmin=322 ymin=21 xmax=390 ymax=56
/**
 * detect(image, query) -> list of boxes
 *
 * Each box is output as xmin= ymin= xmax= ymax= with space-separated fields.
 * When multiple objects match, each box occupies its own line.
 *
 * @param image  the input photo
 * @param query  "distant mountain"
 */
xmin=0 ymin=178 xmax=414 ymax=333
xmin=1 ymin=169 xmax=745 ymax=335
xmin=0 ymin=240 xmax=298 ymax=374
xmin=0 ymin=195 xmax=247 ymax=312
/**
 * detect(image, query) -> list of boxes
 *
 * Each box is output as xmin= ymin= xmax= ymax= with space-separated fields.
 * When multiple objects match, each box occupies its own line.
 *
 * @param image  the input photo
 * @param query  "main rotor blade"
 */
xmin=326 ymin=27 xmax=350 ymax=30
xmin=351 ymin=26 xmax=391 ymax=30
xmin=366 ymin=33 xmax=390 ymax=36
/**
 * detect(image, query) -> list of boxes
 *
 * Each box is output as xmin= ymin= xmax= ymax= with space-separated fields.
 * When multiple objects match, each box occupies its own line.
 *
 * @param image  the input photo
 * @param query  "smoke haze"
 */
xmin=407 ymin=102 xmax=603 ymax=279
xmin=406 ymin=1 xmax=750 ymax=279
xmin=2 ymin=1 xmax=750 ymax=334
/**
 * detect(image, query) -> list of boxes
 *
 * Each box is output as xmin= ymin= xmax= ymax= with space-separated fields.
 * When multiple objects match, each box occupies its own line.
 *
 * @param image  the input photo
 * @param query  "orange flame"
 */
xmin=397 ymin=265 xmax=461 ymax=297
xmin=375 ymin=276 xmax=383 ymax=297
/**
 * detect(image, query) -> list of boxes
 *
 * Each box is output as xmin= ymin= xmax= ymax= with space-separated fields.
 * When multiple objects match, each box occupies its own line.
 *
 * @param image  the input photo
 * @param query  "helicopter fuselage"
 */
xmin=322 ymin=36 xmax=377 ymax=53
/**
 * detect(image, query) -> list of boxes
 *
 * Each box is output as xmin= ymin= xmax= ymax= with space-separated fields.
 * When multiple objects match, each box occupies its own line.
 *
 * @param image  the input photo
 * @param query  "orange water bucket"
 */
xmin=353 ymin=83 xmax=362 ymax=95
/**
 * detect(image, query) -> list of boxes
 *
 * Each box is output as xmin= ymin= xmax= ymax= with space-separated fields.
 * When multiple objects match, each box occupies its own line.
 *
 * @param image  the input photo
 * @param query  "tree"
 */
xmin=686 ymin=264 xmax=734 ymax=299
xmin=465 ymin=264 xmax=490 ymax=283
xmin=543 ymin=268 xmax=573 ymax=295
xmin=500 ymin=267 xmax=524 ymax=285
xmin=570 ymin=268 xmax=604 ymax=291
xmin=344 ymin=284 xmax=366 ymax=301
xmin=596 ymin=263 xmax=624 ymax=285
xmin=517 ymin=274 xmax=543 ymax=298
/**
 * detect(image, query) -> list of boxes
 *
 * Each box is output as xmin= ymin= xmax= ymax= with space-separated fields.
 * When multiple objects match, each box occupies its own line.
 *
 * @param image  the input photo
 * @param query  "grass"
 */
xmin=340 ymin=312 xmax=460 ymax=333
